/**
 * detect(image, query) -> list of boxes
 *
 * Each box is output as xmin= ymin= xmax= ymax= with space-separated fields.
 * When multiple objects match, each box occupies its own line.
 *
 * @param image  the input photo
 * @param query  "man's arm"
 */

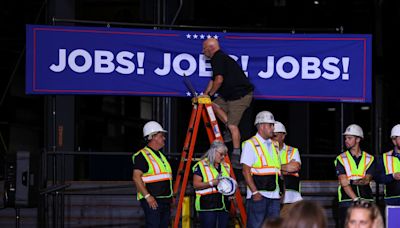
xmin=338 ymin=174 xmax=357 ymax=199
xmin=204 ymin=75 xmax=223 ymax=96
xmin=242 ymin=164 xmax=262 ymax=201
xmin=133 ymin=169 xmax=158 ymax=209
xmin=281 ymin=160 xmax=301 ymax=174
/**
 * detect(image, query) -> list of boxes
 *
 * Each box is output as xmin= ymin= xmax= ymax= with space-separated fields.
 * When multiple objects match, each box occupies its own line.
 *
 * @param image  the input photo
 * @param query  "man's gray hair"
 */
xmin=202 ymin=140 xmax=228 ymax=166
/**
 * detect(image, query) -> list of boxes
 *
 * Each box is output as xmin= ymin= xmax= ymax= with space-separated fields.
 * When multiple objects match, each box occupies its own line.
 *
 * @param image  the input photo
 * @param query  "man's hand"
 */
xmin=252 ymin=192 xmax=263 ymax=201
xmin=393 ymin=172 xmax=400 ymax=180
xmin=146 ymin=195 xmax=158 ymax=210
xmin=352 ymin=176 xmax=372 ymax=185
xmin=281 ymin=160 xmax=300 ymax=173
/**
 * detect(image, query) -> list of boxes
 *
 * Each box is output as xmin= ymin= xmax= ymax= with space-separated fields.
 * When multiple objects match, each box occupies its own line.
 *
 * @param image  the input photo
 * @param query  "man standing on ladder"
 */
xmin=132 ymin=121 xmax=173 ymax=228
xmin=272 ymin=121 xmax=302 ymax=217
xmin=240 ymin=111 xmax=281 ymax=228
xmin=202 ymin=38 xmax=254 ymax=169
xmin=334 ymin=124 xmax=375 ymax=228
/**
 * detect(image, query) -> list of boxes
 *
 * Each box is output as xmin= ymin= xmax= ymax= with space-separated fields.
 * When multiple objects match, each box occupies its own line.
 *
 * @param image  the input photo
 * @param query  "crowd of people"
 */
xmin=130 ymin=38 xmax=396 ymax=227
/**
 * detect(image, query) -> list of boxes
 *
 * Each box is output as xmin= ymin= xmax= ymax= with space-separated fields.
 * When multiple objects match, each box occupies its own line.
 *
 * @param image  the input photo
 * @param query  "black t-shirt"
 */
xmin=132 ymin=147 xmax=172 ymax=203
xmin=211 ymin=50 xmax=253 ymax=100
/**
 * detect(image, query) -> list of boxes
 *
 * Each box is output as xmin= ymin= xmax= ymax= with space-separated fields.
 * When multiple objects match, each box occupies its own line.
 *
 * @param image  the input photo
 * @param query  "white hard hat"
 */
xmin=217 ymin=177 xmax=237 ymax=196
xmin=274 ymin=121 xmax=286 ymax=134
xmin=143 ymin=121 xmax=167 ymax=138
xmin=254 ymin=111 xmax=275 ymax=126
xmin=343 ymin=124 xmax=364 ymax=139
xmin=391 ymin=124 xmax=400 ymax=138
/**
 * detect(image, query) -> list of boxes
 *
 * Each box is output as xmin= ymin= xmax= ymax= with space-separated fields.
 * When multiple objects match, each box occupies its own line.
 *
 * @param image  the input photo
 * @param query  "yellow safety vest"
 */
xmin=335 ymin=151 xmax=374 ymax=202
xmin=383 ymin=150 xmax=400 ymax=174
xmin=279 ymin=145 xmax=300 ymax=177
xmin=132 ymin=147 xmax=172 ymax=200
xmin=280 ymin=145 xmax=300 ymax=192
xmin=245 ymin=136 xmax=281 ymax=192
xmin=193 ymin=159 xmax=230 ymax=211
xmin=382 ymin=150 xmax=400 ymax=199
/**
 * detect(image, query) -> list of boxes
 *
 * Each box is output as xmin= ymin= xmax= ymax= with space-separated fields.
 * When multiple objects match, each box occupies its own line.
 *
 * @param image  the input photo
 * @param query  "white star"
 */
xmin=193 ymin=34 xmax=198 ymax=39
xmin=195 ymin=92 xmax=198 ymax=96
xmin=207 ymin=34 xmax=212 ymax=39
xmin=199 ymin=92 xmax=204 ymax=95
xmin=186 ymin=34 xmax=191 ymax=39
xmin=186 ymin=91 xmax=191 ymax=96
xmin=213 ymin=35 xmax=219 ymax=39
xmin=200 ymin=34 xmax=205 ymax=39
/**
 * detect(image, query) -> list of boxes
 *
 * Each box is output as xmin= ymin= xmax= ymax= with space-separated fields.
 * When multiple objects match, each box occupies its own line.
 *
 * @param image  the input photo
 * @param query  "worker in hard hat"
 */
xmin=334 ymin=124 xmax=375 ymax=228
xmin=272 ymin=121 xmax=302 ymax=218
xmin=240 ymin=111 xmax=281 ymax=228
xmin=132 ymin=121 xmax=172 ymax=228
xmin=192 ymin=140 xmax=233 ymax=228
xmin=376 ymin=124 xmax=400 ymax=206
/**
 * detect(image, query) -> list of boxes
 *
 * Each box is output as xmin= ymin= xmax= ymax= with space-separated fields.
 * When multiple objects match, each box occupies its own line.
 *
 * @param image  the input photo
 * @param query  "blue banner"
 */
xmin=26 ymin=25 xmax=372 ymax=102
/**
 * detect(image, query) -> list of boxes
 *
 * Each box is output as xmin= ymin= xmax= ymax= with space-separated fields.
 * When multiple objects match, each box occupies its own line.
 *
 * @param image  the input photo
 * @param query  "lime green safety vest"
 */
xmin=245 ymin=136 xmax=281 ymax=192
xmin=192 ymin=159 xmax=230 ymax=211
xmin=334 ymin=151 xmax=374 ymax=202
xmin=280 ymin=145 xmax=300 ymax=192
xmin=382 ymin=150 xmax=400 ymax=199
xmin=132 ymin=147 xmax=172 ymax=200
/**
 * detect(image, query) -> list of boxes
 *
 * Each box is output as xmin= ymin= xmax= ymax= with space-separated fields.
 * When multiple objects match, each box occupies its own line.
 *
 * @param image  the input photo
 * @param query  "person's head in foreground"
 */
xmin=281 ymin=200 xmax=327 ymax=228
xmin=345 ymin=200 xmax=384 ymax=228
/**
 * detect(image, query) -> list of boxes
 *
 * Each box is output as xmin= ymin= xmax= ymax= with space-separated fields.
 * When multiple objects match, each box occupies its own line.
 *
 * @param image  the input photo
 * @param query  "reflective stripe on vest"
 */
xmin=383 ymin=150 xmax=400 ymax=175
xmin=337 ymin=151 xmax=373 ymax=180
xmin=248 ymin=137 xmax=280 ymax=175
xmin=142 ymin=173 xmax=172 ymax=183
xmin=141 ymin=147 xmax=172 ymax=183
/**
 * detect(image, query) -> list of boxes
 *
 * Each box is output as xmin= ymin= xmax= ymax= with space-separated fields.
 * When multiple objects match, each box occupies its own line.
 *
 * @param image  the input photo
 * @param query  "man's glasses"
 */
xmin=352 ymin=199 xmax=372 ymax=208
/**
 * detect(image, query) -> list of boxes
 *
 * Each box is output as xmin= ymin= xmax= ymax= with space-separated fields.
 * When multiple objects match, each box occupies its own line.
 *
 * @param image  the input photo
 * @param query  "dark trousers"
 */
xmin=338 ymin=201 xmax=352 ymax=228
xmin=198 ymin=210 xmax=229 ymax=228
xmin=140 ymin=199 xmax=171 ymax=228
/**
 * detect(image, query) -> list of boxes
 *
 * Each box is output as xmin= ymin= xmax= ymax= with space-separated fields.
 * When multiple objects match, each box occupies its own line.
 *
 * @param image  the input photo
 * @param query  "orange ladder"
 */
xmin=172 ymin=96 xmax=247 ymax=228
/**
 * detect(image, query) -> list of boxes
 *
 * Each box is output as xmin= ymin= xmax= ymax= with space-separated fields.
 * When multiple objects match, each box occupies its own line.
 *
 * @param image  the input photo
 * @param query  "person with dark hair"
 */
xmin=376 ymin=124 xmax=400 ymax=206
xmin=202 ymin=38 xmax=254 ymax=169
xmin=345 ymin=200 xmax=384 ymax=228
xmin=334 ymin=124 xmax=375 ymax=228
xmin=132 ymin=121 xmax=172 ymax=228
xmin=281 ymin=200 xmax=327 ymax=228
xmin=192 ymin=140 xmax=233 ymax=228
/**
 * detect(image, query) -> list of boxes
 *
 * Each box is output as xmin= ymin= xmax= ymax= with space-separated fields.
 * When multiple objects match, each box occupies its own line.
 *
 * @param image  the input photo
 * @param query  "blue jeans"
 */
xmin=198 ymin=210 xmax=229 ymax=228
xmin=246 ymin=197 xmax=280 ymax=228
xmin=140 ymin=199 xmax=171 ymax=228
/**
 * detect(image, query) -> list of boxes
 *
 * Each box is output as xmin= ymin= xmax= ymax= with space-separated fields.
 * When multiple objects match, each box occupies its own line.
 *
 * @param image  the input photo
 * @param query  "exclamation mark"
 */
xmin=342 ymin=57 xmax=349 ymax=80
xmin=137 ymin=52 xmax=145 ymax=75
xmin=241 ymin=56 xmax=249 ymax=77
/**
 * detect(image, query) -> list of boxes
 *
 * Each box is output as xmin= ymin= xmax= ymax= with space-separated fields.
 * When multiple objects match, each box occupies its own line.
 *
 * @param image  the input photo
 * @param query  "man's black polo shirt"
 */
xmin=211 ymin=50 xmax=253 ymax=101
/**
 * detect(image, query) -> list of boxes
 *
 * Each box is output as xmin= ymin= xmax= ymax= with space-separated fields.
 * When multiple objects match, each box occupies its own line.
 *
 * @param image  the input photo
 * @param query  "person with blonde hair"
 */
xmin=281 ymin=200 xmax=327 ymax=228
xmin=345 ymin=200 xmax=384 ymax=228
